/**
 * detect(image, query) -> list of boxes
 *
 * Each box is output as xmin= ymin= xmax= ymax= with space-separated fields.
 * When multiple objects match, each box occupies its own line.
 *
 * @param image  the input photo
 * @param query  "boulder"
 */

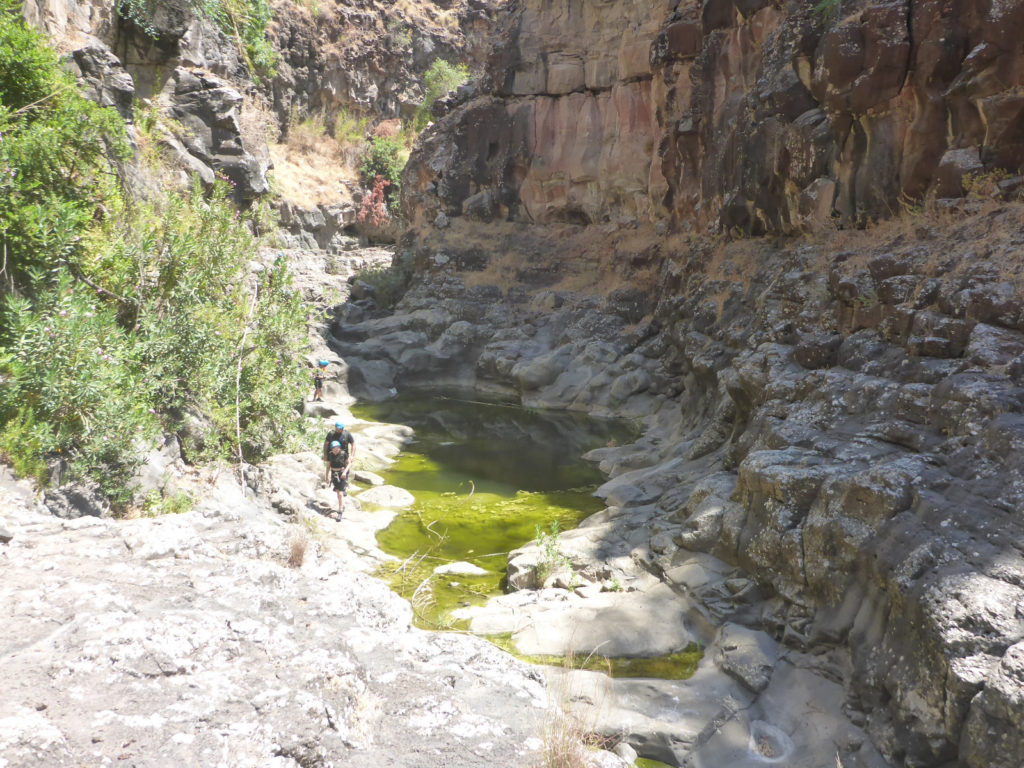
xmin=166 ymin=68 xmax=269 ymax=199
xmin=355 ymin=485 xmax=415 ymax=508
xmin=69 ymin=44 xmax=135 ymax=122
xmin=714 ymin=623 xmax=779 ymax=693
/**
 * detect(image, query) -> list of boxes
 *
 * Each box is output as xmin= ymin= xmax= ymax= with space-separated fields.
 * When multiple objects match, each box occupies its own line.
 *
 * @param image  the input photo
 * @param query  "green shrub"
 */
xmin=1 ymin=181 xmax=308 ymax=506
xmin=0 ymin=5 xmax=304 ymax=508
xmin=414 ymin=59 xmax=470 ymax=130
xmin=0 ymin=273 xmax=157 ymax=504
xmin=0 ymin=407 xmax=50 ymax=486
xmin=0 ymin=0 xmax=127 ymax=292
xmin=117 ymin=0 xmax=158 ymax=37
xmin=194 ymin=0 xmax=278 ymax=78
xmin=353 ymin=251 xmax=414 ymax=309
xmin=84 ymin=180 xmax=308 ymax=463
xmin=359 ymin=136 xmax=406 ymax=208
xmin=142 ymin=488 xmax=194 ymax=516
xmin=534 ymin=520 xmax=572 ymax=585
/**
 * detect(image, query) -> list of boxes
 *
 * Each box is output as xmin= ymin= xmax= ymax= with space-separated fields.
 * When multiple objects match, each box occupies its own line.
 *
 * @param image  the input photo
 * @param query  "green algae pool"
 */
xmin=486 ymin=633 xmax=703 ymax=680
xmin=352 ymin=393 xmax=636 ymax=629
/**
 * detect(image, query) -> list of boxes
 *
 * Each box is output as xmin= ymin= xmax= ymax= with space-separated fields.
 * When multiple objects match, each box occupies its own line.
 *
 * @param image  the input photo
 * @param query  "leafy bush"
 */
xmin=1 ymin=182 xmax=308 ymax=505
xmin=0 ymin=0 xmax=127 ymax=292
xmin=414 ymin=59 xmax=470 ymax=130
xmin=0 ymin=407 xmax=50 ymax=485
xmin=357 ymin=175 xmax=392 ymax=227
xmin=359 ymin=136 xmax=406 ymax=208
xmin=534 ymin=520 xmax=573 ymax=585
xmin=84 ymin=180 xmax=308 ymax=462
xmin=0 ymin=273 xmax=157 ymax=504
xmin=195 ymin=0 xmax=278 ymax=78
xmin=0 ymin=4 xmax=306 ymax=508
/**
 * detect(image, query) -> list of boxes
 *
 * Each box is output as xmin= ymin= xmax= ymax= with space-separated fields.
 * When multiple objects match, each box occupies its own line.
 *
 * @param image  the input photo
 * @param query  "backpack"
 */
xmin=324 ymin=430 xmax=352 ymax=461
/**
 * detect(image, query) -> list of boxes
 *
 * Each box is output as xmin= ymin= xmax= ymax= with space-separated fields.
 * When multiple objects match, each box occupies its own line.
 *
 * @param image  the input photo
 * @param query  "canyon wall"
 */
xmin=404 ymin=0 xmax=1024 ymax=233
xmin=382 ymin=0 xmax=1024 ymax=765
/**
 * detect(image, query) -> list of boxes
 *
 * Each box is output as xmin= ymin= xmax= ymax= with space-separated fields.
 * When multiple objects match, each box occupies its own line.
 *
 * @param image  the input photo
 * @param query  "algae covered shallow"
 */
xmin=487 ymin=634 xmax=703 ymax=680
xmin=635 ymin=759 xmax=676 ymax=768
xmin=352 ymin=393 xmax=636 ymax=628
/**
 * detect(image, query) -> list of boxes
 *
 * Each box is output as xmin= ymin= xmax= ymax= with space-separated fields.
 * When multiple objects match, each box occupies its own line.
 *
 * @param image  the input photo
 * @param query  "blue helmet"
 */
xmin=334 ymin=421 xmax=344 ymax=429
xmin=318 ymin=359 xmax=329 ymax=367
xmin=330 ymin=441 xmax=341 ymax=448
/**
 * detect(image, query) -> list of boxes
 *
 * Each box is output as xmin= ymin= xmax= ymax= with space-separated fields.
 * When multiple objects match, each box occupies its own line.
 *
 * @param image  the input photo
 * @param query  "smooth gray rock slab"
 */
xmin=354 ymin=484 xmax=415 ymax=508
xmin=551 ymin=662 xmax=755 ymax=767
xmin=353 ymin=469 xmax=386 ymax=486
xmin=715 ymin=623 xmax=780 ymax=693
xmin=0 ymin=473 xmax=550 ymax=768
xmin=687 ymin=658 xmax=882 ymax=768
xmin=511 ymin=583 xmax=696 ymax=658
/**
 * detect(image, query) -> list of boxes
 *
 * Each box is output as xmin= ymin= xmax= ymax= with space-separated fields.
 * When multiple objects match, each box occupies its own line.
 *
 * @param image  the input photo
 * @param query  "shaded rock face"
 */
xmin=403 ymin=0 xmax=1024 ymax=233
xmin=332 ymin=203 xmax=1024 ymax=768
xmin=22 ymin=0 xmax=271 ymax=199
xmin=166 ymin=67 xmax=271 ymax=198
xmin=265 ymin=0 xmax=504 ymax=129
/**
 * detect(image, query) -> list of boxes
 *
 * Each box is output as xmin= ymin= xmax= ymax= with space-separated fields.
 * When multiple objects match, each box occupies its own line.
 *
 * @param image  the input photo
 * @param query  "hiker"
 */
xmin=323 ymin=420 xmax=355 ymax=465
xmin=311 ymin=359 xmax=328 ymax=402
xmin=325 ymin=441 xmax=351 ymax=515
xmin=323 ymin=421 xmax=355 ymax=514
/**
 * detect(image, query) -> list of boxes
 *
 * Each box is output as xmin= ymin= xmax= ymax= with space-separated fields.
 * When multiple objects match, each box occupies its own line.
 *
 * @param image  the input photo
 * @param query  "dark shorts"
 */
xmin=314 ymin=376 xmax=324 ymax=387
xmin=330 ymin=472 xmax=348 ymax=492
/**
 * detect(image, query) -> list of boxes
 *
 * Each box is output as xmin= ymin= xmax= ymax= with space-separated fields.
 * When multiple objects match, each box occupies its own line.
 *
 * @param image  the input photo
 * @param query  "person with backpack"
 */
xmin=323 ymin=421 xmax=355 ymax=515
xmin=325 ymin=441 xmax=351 ymax=515
xmin=311 ymin=360 xmax=329 ymax=402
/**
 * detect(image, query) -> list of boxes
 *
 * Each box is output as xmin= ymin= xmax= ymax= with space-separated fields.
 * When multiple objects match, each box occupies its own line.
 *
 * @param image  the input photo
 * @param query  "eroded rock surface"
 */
xmin=331 ymin=203 xmax=1024 ymax=767
xmin=0 ymin=465 xmax=557 ymax=768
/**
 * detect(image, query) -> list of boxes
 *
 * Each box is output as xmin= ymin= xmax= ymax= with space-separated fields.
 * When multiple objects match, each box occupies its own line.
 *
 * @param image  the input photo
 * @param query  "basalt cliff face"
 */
xmin=359 ymin=0 xmax=1024 ymax=766
xmin=404 ymin=0 xmax=1024 ymax=233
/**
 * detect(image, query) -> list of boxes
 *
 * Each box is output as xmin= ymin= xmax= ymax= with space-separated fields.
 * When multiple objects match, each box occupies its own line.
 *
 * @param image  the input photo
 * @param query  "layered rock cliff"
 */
xmin=338 ymin=201 xmax=1024 ymax=768
xmin=365 ymin=0 xmax=1024 ymax=765
xmin=404 ymin=0 xmax=1024 ymax=233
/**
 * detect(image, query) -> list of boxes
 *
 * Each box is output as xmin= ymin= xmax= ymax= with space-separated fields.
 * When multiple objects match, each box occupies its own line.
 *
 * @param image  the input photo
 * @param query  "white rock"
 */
xmin=355 ymin=485 xmax=415 ymax=508
xmin=434 ymin=561 xmax=489 ymax=576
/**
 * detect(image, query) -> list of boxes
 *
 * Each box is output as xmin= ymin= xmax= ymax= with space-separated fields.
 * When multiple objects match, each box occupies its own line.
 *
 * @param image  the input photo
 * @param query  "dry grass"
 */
xmin=239 ymin=95 xmax=276 ymax=164
xmin=287 ymin=526 xmax=310 ymax=568
xmin=373 ymin=118 xmax=403 ymax=138
xmin=533 ymin=651 xmax=614 ymax=768
xmin=535 ymin=711 xmax=598 ymax=768
xmin=269 ymin=110 xmax=361 ymax=209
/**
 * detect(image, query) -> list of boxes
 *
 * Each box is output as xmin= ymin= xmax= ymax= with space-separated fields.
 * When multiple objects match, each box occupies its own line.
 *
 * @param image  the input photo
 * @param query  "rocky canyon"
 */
xmin=4 ymin=0 xmax=1024 ymax=767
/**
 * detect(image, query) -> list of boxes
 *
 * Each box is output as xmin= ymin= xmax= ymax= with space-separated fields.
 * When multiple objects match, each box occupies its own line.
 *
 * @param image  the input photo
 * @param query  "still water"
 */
xmin=352 ymin=393 xmax=636 ymax=628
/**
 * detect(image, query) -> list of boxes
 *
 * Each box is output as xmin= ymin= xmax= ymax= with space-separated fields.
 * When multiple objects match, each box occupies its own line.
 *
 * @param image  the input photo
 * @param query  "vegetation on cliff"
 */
xmin=0 ymin=4 xmax=306 ymax=507
xmin=119 ymin=0 xmax=278 ymax=78
xmin=413 ymin=58 xmax=469 ymax=131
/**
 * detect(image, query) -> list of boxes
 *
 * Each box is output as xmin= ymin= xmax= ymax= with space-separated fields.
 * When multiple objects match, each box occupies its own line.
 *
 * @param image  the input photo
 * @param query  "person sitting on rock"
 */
xmin=325 ymin=440 xmax=351 ymax=515
xmin=311 ymin=360 xmax=328 ymax=402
